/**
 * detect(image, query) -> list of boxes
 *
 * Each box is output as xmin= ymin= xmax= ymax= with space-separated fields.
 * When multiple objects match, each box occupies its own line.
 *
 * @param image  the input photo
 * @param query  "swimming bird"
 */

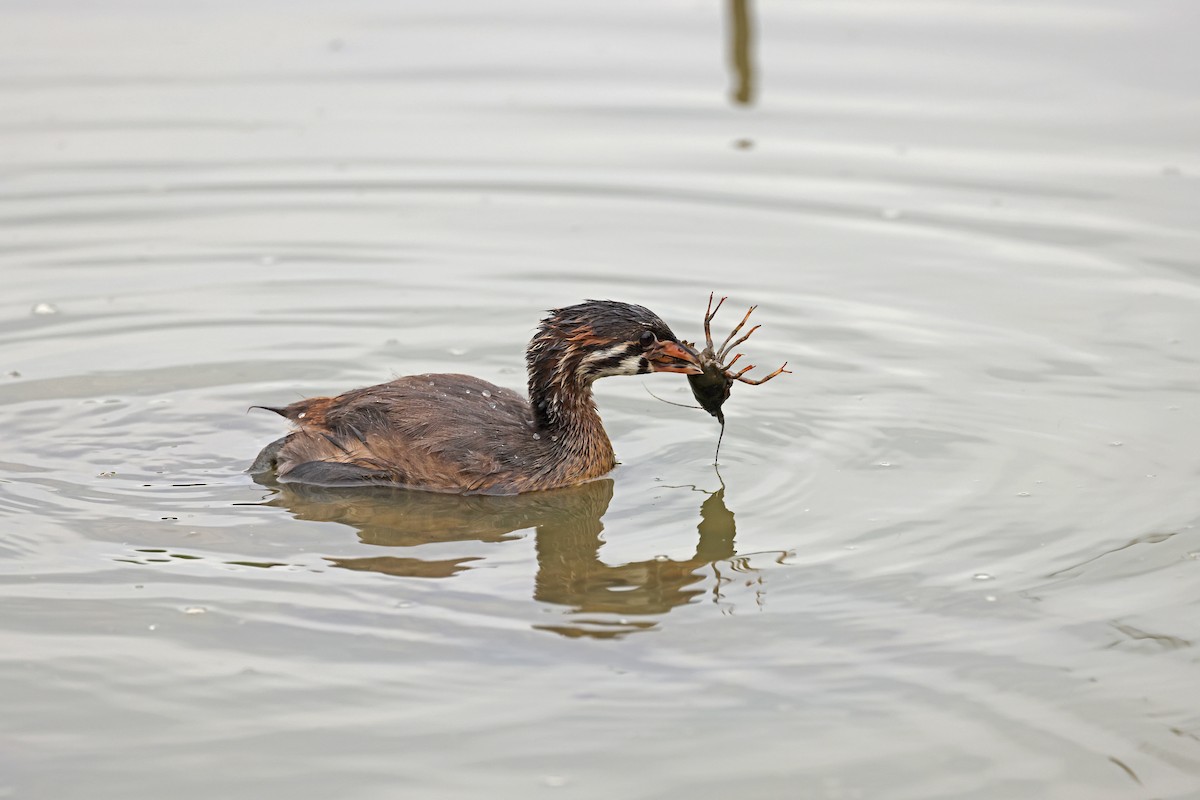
xmin=250 ymin=300 xmax=703 ymax=495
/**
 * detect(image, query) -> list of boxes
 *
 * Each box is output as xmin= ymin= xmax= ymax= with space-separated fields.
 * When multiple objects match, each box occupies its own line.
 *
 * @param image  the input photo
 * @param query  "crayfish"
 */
xmin=684 ymin=294 xmax=790 ymax=461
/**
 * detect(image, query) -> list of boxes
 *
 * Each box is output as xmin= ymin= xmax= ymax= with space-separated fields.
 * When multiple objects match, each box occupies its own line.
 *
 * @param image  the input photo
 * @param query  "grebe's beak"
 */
xmin=648 ymin=339 xmax=704 ymax=375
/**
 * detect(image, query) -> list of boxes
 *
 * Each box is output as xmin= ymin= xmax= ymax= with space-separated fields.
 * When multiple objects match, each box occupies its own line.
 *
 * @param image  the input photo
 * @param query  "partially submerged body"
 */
xmin=250 ymin=300 xmax=704 ymax=495
xmin=250 ymin=374 xmax=564 ymax=494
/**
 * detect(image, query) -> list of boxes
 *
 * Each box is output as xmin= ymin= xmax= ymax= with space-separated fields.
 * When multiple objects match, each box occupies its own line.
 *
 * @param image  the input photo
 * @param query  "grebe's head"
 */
xmin=528 ymin=300 xmax=703 ymax=384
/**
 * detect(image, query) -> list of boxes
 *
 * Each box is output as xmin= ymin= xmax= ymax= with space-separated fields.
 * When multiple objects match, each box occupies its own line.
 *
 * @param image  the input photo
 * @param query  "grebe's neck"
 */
xmin=525 ymin=333 xmax=616 ymax=480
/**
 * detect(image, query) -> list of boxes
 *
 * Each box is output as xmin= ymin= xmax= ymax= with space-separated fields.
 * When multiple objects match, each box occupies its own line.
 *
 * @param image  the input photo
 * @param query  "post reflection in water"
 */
xmin=257 ymin=475 xmax=756 ymax=638
xmin=726 ymin=0 xmax=757 ymax=106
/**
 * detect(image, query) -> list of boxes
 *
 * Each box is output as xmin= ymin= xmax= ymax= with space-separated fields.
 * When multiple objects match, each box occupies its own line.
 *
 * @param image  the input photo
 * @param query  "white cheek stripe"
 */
xmin=619 ymin=353 xmax=644 ymax=374
xmin=590 ymin=352 xmax=645 ymax=379
xmin=581 ymin=343 xmax=634 ymax=367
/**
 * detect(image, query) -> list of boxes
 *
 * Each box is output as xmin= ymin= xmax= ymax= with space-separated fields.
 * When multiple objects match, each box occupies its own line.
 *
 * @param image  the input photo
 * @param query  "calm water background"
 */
xmin=2 ymin=1 xmax=1199 ymax=798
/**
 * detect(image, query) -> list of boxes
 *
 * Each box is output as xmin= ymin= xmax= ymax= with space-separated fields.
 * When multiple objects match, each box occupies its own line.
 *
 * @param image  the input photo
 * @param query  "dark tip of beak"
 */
xmin=649 ymin=339 xmax=704 ymax=375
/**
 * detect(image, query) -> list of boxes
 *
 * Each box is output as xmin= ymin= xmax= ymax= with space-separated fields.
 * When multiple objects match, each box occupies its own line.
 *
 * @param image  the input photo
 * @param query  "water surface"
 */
xmin=2 ymin=1 xmax=1199 ymax=798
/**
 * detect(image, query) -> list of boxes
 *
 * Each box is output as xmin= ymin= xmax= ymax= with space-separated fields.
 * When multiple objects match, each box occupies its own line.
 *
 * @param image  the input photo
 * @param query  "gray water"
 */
xmin=2 ymin=1 xmax=1199 ymax=798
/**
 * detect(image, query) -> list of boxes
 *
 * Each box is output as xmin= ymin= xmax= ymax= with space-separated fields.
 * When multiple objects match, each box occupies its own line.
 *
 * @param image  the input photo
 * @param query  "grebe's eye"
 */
xmin=639 ymin=330 xmax=657 ymax=349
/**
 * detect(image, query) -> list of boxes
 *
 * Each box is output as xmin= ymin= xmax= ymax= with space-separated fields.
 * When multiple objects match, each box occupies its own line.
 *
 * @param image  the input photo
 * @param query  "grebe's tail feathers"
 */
xmin=249 ymin=405 xmax=289 ymax=417
xmin=280 ymin=460 xmax=395 ymax=488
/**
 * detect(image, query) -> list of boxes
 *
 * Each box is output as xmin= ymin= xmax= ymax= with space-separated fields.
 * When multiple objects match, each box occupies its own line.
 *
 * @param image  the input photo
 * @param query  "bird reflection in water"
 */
xmin=255 ymin=474 xmax=767 ymax=638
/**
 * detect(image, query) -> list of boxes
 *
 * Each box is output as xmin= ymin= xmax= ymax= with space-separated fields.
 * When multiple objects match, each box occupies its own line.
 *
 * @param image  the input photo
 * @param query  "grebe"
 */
xmin=250 ymin=300 xmax=704 ymax=495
